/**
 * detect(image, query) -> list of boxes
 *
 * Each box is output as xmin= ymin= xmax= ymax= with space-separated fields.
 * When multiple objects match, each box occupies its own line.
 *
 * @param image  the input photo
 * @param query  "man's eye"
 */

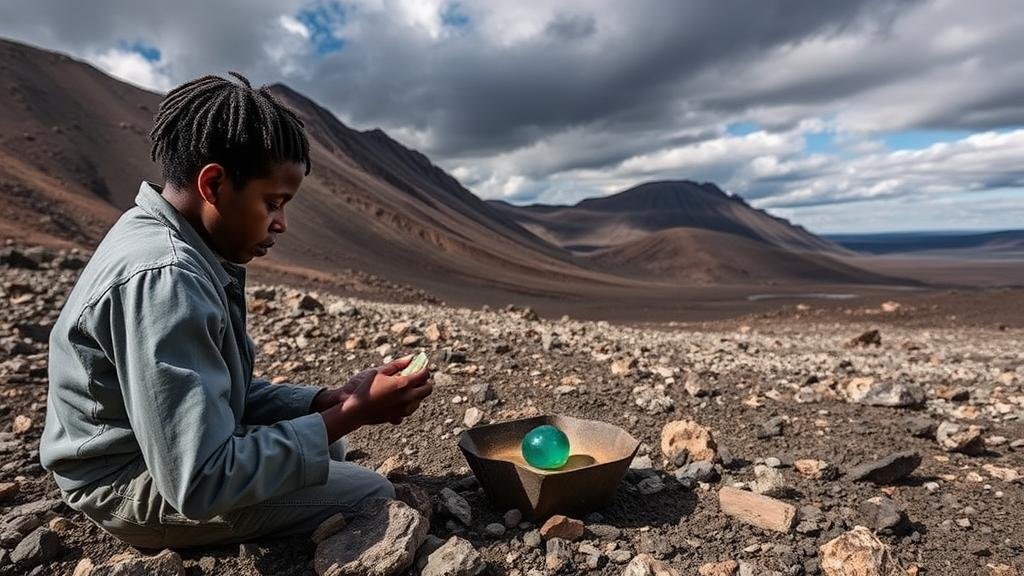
xmin=266 ymin=201 xmax=281 ymax=211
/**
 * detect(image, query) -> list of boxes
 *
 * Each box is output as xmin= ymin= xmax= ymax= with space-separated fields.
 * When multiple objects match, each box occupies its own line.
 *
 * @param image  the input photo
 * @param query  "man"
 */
xmin=39 ymin=72 xmax=433 ymax=548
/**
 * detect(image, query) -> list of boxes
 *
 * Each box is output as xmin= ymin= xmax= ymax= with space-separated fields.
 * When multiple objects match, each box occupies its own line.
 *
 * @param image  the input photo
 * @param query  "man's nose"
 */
xmin=270 ymin=209 xmax=287 ymax=234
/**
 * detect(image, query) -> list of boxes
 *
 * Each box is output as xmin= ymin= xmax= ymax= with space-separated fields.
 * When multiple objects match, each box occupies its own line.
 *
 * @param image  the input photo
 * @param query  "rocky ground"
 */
xmin=1 ymin=243 xmax=1023 ymax=576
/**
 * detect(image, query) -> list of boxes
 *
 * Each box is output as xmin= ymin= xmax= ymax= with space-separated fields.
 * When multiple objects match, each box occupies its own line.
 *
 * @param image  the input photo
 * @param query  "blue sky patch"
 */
xmin=441 ymin=2 xmax=471 ymax=28
xmin=726 ymin=121 xmax=760 ymax=136
xmin=297 ymin=2 xmax=347 ymax=55
xmin=118 ymin=40 xmax=160 ymax=62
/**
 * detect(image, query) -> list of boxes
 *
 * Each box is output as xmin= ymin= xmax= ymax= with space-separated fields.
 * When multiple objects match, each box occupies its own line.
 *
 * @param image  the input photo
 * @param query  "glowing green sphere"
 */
xmin=521 ymin=425 xmax=570 ymax=469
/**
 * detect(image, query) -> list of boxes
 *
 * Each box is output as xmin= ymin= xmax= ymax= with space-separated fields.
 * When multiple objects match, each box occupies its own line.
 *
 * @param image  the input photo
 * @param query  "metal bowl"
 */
xmin=457 ymin=414 xmax=640 ymax=520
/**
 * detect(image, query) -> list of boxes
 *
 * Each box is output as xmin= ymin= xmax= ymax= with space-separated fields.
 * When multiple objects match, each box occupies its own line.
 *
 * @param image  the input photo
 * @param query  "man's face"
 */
xmin=203 ymin=161 xmax=304 ymax=264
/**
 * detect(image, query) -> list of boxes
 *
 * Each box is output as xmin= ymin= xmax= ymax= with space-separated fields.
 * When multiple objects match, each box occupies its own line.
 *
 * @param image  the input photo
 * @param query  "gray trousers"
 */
xmin=61 ymin=438 xmax=395 ymax=549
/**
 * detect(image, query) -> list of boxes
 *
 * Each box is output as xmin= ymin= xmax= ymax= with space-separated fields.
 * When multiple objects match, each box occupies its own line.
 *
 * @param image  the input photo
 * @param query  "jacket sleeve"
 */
xmin=97 ymin=265 xmax=330 ymax=520
xmin=243 ymin=375 xmax=324 ymax=424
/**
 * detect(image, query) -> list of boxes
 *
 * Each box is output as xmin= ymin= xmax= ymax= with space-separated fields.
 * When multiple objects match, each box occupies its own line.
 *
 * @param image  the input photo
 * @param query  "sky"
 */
xmin=1 ymin=0 xmax=1022 ymax=233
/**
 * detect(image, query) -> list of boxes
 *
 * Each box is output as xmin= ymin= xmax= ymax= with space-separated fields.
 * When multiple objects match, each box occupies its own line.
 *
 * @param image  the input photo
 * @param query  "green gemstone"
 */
xmin=521 ymin=425 xmax=570 ymax=469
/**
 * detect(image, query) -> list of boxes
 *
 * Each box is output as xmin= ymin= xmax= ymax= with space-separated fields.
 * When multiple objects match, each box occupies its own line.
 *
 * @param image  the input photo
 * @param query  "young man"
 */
xmin=39 ymin=72 xmax=433 ymax=549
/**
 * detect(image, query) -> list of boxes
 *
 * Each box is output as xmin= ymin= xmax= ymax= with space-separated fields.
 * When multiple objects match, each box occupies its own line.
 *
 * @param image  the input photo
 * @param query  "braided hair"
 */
xmin=150 ymin=71 xmax=311 ymax=188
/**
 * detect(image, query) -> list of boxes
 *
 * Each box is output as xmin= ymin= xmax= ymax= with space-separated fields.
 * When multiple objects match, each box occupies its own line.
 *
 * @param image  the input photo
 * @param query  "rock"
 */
xmin=631 ymin=454 xmax=654 ymax=470
xmin=463 ymin=407 xmax=484 ymax=428
xmin=10 ymin=527 xmax=62 ymax=567
xmin=377 ymin=456 xmax=408 ymax=480
xmin=545 ymin=537 xmax=572 ymax=571
xmin=311 ymin=513 xmax=347 ymax=544
xmin=718 ymin=487 xmax=796 ymax=533
xmin=0 ymin=481 xmax=20 ymax=502
xmin=903 ymin=416 xmax=937 ymax=439
xmin=937 ymin=421 xmax=986 ymax=455
xmin=523 ymin=529 xmax=542 ymax=548
xmin=11 ymin=415 xmax=32 ymax=435
xmin=674 ymin=460 xmax=719 ymax=487
xmin=72 ymin=558 xmax=94 ymax=576
xmin=503 ymin=509 xmax=522 ymax=529
xmin=819 ymin=526 xmax=907 ymax=576
xmin=608 ymin=549 xmax=634 ymax=564
xmin=637 ymin=475 xmax=665 ymax=495
xmin=858 ymin=496 xmax=909 ymax=535
xmin=394 ymin=483 xmax=433 ymax=524
xmin=540 ymin=515 xmax=585 ymax=542
xmin=0 ymin=248 xmax=39 ymax=269
xmin=484 ymin=522 xmax=506 ymax=537
xmin=588 ymin=524 xmax=623 ymax=540
xmin=327 ymin=301 xmax=358 ymax=316
xmin=611 ymin=357 xmax=637 ymax=376
xmin=420 ymin=536 xmax=485 ymax=576
xmin=934 ymin=385 xmax=970 ymax=402
xmin=986 ymin=564 xmax=1020 ymax=576
xmin=752 ymin=465 xmax=789 ymax=498
xmin=982 ymin=464 xmax=1022 ymax=483
xmin=847 ymin=451 xmax=921 ymax=484
xmin=91 ymin=549 xmax=186 ymax=575
xmin=314 ymin=499 xmax=428 ymax=576
xmin=439 ymin=488 xmax=472 ymax=525
xmin=684 ymin=373 xmax=713 ymax=397
xmin=756 ymin=416 xmax=785 ymax=439
xmin=633 ymin=385 xmax=674 ymax=414
xmin=794 ymin=459 xmax=838 ymax=481
xmin=424 ymin=324 xmax=445 ymax=343
xmin=850 ymin=329 xmax=881 ymax=347
xmin=845 ymin=378 xmax=925 ymax=408
xmin=291 ymin=293 xmax=324 ymax=312
xmin=622 ymin=553 xmax=681 ymax=576
xmin=344 ymin=335 xmax=366 ymax=350
xmin=661 ymin=420 xmax=717 ymax=462
xmin=467 ymin=383 xmax=495 ymax=404
xmin=699 ymin=560 xmax=739 ymax=576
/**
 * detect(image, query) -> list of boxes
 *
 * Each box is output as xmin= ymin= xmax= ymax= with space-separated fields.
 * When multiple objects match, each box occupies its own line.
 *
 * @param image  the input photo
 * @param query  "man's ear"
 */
xmin=196 ymin=163 xmax=227 ymax=205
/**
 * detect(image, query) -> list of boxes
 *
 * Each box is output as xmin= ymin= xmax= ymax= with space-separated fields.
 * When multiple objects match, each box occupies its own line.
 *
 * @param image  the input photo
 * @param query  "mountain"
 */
xmin=585 ymin=227 xmax=892 ymax=285
xmin=489 ymin=180 xmax=846 ymax=254
xmin=0 ymin=37 xmax=634 ymax=304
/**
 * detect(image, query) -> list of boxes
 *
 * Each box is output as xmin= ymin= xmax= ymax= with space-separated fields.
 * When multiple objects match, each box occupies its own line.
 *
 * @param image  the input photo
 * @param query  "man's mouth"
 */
xmin=255 ymin=240 xmax=275 ymax=256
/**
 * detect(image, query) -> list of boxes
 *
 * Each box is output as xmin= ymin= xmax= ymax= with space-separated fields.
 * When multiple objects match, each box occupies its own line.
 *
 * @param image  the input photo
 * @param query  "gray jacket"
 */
xmin=40 ymin=182 xmax=330 ymax=520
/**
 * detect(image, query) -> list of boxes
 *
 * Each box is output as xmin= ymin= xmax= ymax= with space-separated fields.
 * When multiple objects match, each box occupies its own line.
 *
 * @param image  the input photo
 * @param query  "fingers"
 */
xmin=379 ymin=355 xmax=414 ymax=376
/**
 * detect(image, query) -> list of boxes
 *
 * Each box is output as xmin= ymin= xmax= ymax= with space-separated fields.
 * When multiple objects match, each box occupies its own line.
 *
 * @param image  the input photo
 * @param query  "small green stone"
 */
xmin=521 ymin=425 xmax=570 ymax=469
xmin=400 ymin=352 xmax=429 ymax=376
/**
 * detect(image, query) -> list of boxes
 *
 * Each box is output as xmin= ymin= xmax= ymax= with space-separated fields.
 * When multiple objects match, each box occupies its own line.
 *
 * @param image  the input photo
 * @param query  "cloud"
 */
xmin=0 ymin=0 xmax=1021 ymax=231
xmin=90 ymin=46 xmax=173 ymax=91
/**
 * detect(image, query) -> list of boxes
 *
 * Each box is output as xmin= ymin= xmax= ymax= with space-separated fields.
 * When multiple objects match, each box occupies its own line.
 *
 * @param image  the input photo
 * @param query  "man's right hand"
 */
xmin=319 ymin=355 xmax=433 ymax=443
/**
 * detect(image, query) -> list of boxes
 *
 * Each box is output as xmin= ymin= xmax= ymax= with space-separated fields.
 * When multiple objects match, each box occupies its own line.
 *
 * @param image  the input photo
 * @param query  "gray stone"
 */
xmin=420 ymin=536 xmax=485 ymax=576
xmin=503 ymin=509 xmax=523 ymax=529
xmin=752 ymin=465 xmax=789 ymax=498
xmin=622 ymin=553 xmax=681 ymax=575
xmin=314 ymin=499 xmax=429 ymax=576
xmin=523 ymin=529 xmax=542 ymax=548
xmin=847 ymin=451 xmax=921 ymax=484
xmin=484 ymin=523 xmax=506 ymax=537
xmin=858 ymin=496 xmax=909 ymax=535
xmin=674 ymin=460 xmax=719 ymax=488
xmin=757 ymin=417 xmax=785 ymax=439
xmin=903 ymin=416 xmax=937 ymax=439
xmin=637 ymin=475 xmax=665 ymax=495
xmin=588 ymin=524 xmax=623 ymax=540
xmin=847 ymin=379 xmax=925 ymax=407
xmin=10 ymin=527 xmax=62 ymax=567
xmin=440 ymin=488 xmax=473 ymax=525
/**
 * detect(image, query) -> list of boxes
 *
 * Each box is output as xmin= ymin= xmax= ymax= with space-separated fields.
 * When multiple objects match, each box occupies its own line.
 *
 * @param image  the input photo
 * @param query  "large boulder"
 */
xmin=314 ymin=499 xmax=429 ymax=576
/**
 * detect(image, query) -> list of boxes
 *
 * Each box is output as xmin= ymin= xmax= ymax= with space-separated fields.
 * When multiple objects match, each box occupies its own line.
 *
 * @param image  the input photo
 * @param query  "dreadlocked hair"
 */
xmin=149 ymin=71 xmax=311 ymax=188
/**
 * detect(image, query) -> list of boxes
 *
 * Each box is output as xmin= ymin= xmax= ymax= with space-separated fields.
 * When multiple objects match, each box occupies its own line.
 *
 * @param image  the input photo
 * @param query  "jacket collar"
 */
xmin=134 ymin=181 xmax=235 ymax=288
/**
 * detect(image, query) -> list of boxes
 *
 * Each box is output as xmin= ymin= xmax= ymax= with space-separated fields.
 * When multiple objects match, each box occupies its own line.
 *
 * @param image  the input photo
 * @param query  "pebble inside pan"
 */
xmin=457 ymin=414 xmax=640 ymax=520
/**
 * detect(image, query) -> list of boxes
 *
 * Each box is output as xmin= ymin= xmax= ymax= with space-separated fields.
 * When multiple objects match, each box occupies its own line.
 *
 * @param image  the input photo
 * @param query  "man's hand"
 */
xmin=319 ymin=355 xmax=433 ymax=443
xmin=311 ymin=368 xmax=375 ymax=413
